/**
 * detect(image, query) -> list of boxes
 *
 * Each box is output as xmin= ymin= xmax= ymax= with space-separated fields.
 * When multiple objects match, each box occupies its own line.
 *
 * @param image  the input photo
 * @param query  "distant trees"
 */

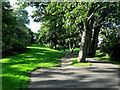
xmin=31 ymin=2 xmax=81 ymax=52
xmin=2 ymin=2 xmax=33 ymax=55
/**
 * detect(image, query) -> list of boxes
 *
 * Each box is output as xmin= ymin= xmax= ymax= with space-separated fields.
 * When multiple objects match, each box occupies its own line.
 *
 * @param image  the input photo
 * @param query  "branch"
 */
xmin=94 ymin=21 xmax=105 ymax=29
xmin=87 ymin=13 xmax=94 ymax=21
xmin=93 ymin=5 xmax=101 ymax=12
xmin=87 ymin=3 xmax=101 ymax=21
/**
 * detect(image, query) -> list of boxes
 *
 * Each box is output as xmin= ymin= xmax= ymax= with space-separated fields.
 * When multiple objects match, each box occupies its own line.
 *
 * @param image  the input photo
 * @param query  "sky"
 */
xmin=9 ymin=0 xmax=42 ymax=33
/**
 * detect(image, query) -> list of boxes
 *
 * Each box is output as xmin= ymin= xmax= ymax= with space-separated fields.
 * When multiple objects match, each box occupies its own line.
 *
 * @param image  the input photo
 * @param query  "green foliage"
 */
xmin=13 ymin=7 xmax=30 ymax=25
xmin=31 ymin=2 xmax=81 ymax=51
xmin=56 ymin=45 xmax=64 ymax=50
xmin=2 ymin=2 xmax=33 ymax=55
xmin=100 ymin=28 xmax=120 ymax=62
xmin=94 ymin=50 xmax=120 ymax=65
xmin=17 ymin=2 xmax=120 ymax=58
xmin=1 ymin=44 xmax=65 ymax=89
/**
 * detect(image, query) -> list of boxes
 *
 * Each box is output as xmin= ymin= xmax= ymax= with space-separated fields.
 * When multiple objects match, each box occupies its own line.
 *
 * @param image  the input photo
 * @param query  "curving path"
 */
xmin=27 ymin=53 xmax=119 ymax=88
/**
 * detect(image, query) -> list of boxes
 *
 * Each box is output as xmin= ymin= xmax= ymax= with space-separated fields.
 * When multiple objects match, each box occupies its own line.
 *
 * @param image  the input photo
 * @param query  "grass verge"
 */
xmin=94 ymin=50 xmax=120 ymax=65
xmin=65 ymin=47 xmax=80 ymax=53
xmin=1 ymin=44 xmax=65 ymax=89
xmin=55 ymin=45 xmax=80 ymax=53
xmin=72 ymin=58 xmax=92 ymax=66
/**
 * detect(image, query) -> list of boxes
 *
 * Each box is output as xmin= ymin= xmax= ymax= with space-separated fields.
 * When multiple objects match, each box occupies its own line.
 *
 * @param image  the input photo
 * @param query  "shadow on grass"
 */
xmin=2 ymin=44 xmax=65 ymax=89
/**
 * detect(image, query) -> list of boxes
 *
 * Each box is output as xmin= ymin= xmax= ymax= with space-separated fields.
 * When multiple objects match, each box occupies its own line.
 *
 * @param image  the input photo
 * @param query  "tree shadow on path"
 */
xmin=28 ymin=53 xmax=119 ymax=89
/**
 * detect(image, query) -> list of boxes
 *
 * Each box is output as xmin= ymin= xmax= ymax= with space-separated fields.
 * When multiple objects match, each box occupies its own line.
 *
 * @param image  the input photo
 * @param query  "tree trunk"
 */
xmin=86 ymin=28 xmax=92 ymax=57
xmin=69 ymin=39 xmax=71 ymax=52
xmin=54 ymin=44 xmax=57 ymax=50
xmin=89 ymin=6 xmax=108 ymax=57
xmin=72 ymin=42 xmax=75 ymax=51
xmin=70 ymin=43 xmax=75 ymax=53
xmin=69 ymin=38 xmax=73 ymax=53
xmin=49 ymin=42 xmax=53 ymax=49
xmin=77 ymin=22 xmax=89 ymax=62
xmin=69 ymin=38 xmax=75 ymax=53
xmin=64 ymin=46 xmax=66 ymax=52
xmin=90 ymin=27 xmax=101 ymax=57
xmin=87 ymin=20 xmax=93 ymax=57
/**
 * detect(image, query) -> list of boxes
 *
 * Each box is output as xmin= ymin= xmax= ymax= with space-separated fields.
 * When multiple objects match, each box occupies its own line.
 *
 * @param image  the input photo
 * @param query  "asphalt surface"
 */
xmin=27 ymin=53 xmax=119 ymax=89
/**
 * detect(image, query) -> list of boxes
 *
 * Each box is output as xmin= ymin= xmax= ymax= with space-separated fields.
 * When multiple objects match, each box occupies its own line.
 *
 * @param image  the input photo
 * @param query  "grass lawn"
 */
xmin=65 ymin=47 xmax=80 ymax=53
xmin=1 ymin=44 xmax=64 ymax=89
xmin=94 ymin=50 xmax=120 ymax=65
xmin=72 ymin=58 xmax=92 ymax=66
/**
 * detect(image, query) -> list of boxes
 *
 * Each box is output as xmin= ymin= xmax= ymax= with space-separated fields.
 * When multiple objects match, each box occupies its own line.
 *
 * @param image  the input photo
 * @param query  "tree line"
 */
xmin=2 ymin=2 xmax=34 ymax=56
xmin=3 ymin=2 xmax=120 ymax=62
xmin=25 ymin=2 xmax=119 ymax=62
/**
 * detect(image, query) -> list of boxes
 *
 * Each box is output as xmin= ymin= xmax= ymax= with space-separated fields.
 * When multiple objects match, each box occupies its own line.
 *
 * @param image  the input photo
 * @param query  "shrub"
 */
xmin=100 ymin=29 xmax=120 ymax=62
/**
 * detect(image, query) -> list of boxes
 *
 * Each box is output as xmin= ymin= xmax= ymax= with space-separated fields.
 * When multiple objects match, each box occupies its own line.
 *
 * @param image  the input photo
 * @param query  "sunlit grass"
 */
xmin=72 ymin=58 xmax=92 ymax=66
xmin=1 ymin=44 xmax=64 ymax=89
xmin=65 ymin=47 xmax=80 ymax=53
xmin=73 ymin=63 xmax=92 ymax=66
xmin=94 ymin=50 xmax=120 ymax=65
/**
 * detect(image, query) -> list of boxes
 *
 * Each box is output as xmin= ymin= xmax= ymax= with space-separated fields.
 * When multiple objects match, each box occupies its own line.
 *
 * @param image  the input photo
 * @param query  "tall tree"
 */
xmin=89 ymin=2 xmax=120 ymax=57
xmin=2 ymin=2 xmax=33 ymax=54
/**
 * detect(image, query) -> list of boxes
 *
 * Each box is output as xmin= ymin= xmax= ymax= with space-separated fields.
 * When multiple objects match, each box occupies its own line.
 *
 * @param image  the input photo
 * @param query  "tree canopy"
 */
xmin=2 ymin=2 xmax=33 ymax=55
xmin=4 ymin=1 xmax=120 ymax=62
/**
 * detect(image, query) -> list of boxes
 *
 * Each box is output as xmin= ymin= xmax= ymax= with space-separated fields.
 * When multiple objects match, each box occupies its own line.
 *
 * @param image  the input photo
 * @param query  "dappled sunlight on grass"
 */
xmin=72 ymin=58 xmax=92 ymax=66
xmin=73 ymin=62 xmax=92 ymax=66
xmin=2 ymin=44 xmax=64 ymax=89
xmin=94 ymin=50 xmax=120 ymax=65
xmin=65 ymin=47 xmax=80 ymax=53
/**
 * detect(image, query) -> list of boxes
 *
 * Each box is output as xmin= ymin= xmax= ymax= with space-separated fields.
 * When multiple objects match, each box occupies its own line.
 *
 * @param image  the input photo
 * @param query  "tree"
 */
xmin=75 ymin=2 xmax=119 ymax=62
xmin=2 ymin=2 xmax=33 ymax=55
xmin=100 ymin=27 xmax=120 ymax=62
xmin=18 ymin=2 xmax=119 ymax=62
xmin=89 ymin=2 xmax=120 ymax=57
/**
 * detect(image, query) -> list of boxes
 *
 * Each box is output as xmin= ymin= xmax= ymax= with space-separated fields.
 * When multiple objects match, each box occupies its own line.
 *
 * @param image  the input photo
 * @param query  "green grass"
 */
xmin=94 ymin=50 xmax=120 ymax=65
xmin=65 ymin=47 xmax=80 ymax=53
xmin=1 ymin=44 xmax=65 ymax=89
xmin=72 ymin=58 xmax=92 ymax=66
xmin=46 ymin=45 xmax=80 ymax=53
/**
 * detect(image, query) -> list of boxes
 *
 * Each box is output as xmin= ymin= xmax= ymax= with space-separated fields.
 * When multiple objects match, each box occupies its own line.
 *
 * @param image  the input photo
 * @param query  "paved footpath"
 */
xmin=27 ymin=53 xmax=119 ymax=88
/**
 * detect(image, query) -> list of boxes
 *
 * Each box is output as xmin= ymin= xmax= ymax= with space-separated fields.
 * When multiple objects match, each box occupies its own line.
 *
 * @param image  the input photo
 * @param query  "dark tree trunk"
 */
xmin=64 ymin=46 xmax=66 ymax=52
xmin=69 ymin=38 xmax=73 ymax=53
xmin=87 ymin=19 xmax=94 ymax=57
xmin=54 ymin=44 xmax=57 ymax=50
xmin=86 ymin=27 xmax=92 ymax=57
xmin=69 ymin=38 xmax=71 ymax=51
xmin=70 ymin=43 xmax=75 ymax=53
xmin=69 ymin=38 xmax=75 ymax=53
xmin=89 ymin=6 xmax=109 ymax=57
xmin=90 ymin=27 xmax=101 ymax=57
xmin=49 ymin=42 xmax=53 ymax=49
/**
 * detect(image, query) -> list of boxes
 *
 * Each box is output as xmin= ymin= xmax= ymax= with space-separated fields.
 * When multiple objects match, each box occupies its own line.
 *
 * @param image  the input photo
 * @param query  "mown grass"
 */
xmin=1 ymin=44 xmax=65 ymax=89
xmin=94 ymin=50 xmax=120 ymax=65
xmin=65 ymin=47 xmax=80 ymax=53
xmin=55 ymin=45 xmax=80 ymax=53
xmin=72 ymin=58 xmax=92 ymax=66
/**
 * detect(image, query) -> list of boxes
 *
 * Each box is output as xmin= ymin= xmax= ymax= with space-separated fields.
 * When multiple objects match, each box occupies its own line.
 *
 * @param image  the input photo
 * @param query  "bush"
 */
xmin=100 ymin=29 xmax=120 ymax=62
xmin=2 ymin=2 xmax=33 ymax=56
